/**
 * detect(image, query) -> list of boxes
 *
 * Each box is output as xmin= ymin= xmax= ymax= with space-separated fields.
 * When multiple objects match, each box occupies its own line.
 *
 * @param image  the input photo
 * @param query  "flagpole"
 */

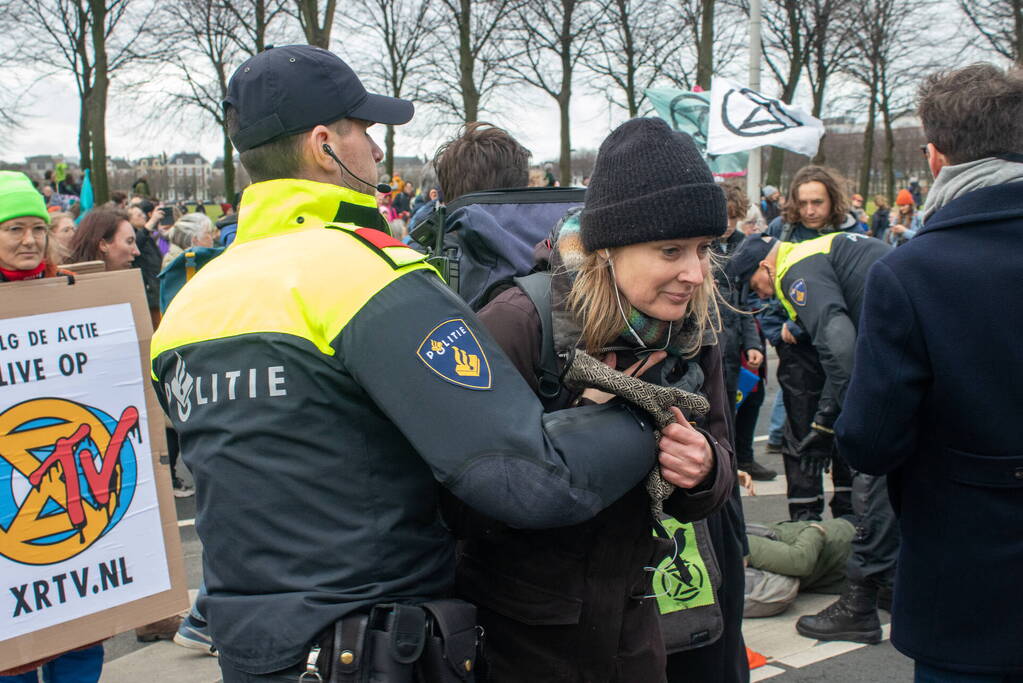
xmin=747 ymin=0 xmax=763 ymax=203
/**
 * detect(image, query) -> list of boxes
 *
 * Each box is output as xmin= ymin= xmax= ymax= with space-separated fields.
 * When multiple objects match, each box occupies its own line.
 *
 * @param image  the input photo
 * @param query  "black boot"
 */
xmin=877 ymin=584 xmax=893 ymax=613
xmin=795 ymin=581 xmax=882 ymax=644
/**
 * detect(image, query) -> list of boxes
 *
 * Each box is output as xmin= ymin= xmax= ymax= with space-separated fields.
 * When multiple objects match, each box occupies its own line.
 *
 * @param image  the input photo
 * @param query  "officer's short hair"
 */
xmin=434 ymin=122 xmax=531 ymax=203
xmin=225 ymin=105 xmax=351 ymax=183
xmin=918 ymin=63 xmax=1023 ymax=165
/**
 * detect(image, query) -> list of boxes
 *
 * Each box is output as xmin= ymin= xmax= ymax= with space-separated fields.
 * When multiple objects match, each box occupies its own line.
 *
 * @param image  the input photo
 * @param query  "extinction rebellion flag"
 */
xmin=707 ymin=77 xmax=825 ymax=158
xmin=646 ymin=87 xmax=749 ymax=178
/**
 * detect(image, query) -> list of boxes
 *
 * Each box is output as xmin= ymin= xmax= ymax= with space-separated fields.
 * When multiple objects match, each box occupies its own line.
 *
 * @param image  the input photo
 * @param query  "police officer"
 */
xmin=761 ymin=166 xmax=861 ymax=521
xmin=150 ymin=45 xmax=683 ymax=682
xmin=728 ymin=231 xmax=900 ymax=644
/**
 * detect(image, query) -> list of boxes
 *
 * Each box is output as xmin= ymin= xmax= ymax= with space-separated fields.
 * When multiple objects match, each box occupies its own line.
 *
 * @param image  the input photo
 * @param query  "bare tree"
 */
xmin=421 ymin=0 xmax=520 ymax=124
xmin=295 ymin=0 xmax=338 ymax=48
xmin=510 ymin=0 xmax=600 ymax=184
xmin=833 ymin=0 xmax=941 ymax=198
xmin=732 ymin=0 xmax=810 ymax=185
xmin=346 ymin=0 xmax=435 ymax=177
xmin=960 ymin=0 xmax=1023 ymax=64
xmin=802 ymin=0 xmax=856 ymax=119
xmin=15 ymin=0 xmax=161 ymax=203
xmin=584 ymin=0 xmax=688 ymax=116
xmin=164 ymin=0 xmax=242 ymax=201
xmin=695 ymin=0 xmax=716 ymax=90
xmin=223 ymin=0 xmax=291 ymax=55
xmin=0 ymin=2 xmax=24 ymax=136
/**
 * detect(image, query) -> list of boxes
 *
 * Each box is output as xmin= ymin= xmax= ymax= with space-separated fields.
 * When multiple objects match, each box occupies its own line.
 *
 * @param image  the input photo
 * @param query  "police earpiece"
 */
xmin=321 ymin=143 xmax=392 ymax=194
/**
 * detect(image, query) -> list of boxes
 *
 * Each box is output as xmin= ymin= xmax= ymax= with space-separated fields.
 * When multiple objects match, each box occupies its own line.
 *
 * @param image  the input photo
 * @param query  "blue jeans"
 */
xmin=915 ymin=662 xmax=1023 ymax=683
xmin=768 ymin=389 xmax=786 ymax=445
xmin=2 ymin=645 xmax=103 ymax=683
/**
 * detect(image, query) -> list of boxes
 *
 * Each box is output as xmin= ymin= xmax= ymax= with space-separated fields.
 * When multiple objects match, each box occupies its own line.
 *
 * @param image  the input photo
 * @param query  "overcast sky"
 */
xmin=3 ymin=4 xmax=980 ymax=170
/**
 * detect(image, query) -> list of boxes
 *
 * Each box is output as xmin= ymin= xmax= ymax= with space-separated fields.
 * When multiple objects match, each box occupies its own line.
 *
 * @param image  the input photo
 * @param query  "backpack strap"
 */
xmin=512 ymin=271 xmax=561 ymax=403
xmin=780 ymin=222 xmax=796 ymax=243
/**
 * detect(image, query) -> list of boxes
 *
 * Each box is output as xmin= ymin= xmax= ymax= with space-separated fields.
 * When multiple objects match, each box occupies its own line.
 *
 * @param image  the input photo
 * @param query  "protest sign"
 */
xmin=0 ymin=270 xmax=187 ymax=669
xmin=707 ymin=77 xmax=825 ymax=158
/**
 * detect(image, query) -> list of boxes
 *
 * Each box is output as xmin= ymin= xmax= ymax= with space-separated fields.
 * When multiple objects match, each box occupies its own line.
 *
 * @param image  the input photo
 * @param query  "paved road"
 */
xmin=95 ymin=352 xmax=914 ymax=682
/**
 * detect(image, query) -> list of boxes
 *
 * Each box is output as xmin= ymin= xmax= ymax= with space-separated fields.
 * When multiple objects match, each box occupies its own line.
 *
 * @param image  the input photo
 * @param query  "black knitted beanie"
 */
xmin=580 ymin=117 xmax=727 ymax=252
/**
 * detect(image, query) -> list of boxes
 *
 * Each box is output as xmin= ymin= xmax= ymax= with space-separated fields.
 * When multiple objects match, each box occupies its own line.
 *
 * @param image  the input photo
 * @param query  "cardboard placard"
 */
xmin=0 ymin=269 xmax=188 ymax=669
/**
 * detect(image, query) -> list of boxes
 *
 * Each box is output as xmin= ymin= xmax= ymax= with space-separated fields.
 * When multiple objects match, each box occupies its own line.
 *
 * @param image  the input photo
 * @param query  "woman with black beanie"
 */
xmin=450 ymin=118 xmax=746 ymax=682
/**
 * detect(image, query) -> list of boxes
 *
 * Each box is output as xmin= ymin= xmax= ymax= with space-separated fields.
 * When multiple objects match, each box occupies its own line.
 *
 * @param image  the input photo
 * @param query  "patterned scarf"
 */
xmin=550 ymin=209 xmax=702 ymax=357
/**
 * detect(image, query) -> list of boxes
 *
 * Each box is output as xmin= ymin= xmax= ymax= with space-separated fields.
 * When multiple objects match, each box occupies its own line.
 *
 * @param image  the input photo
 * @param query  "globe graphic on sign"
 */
xmin=0 ymin=398 xmax=138 ymax=566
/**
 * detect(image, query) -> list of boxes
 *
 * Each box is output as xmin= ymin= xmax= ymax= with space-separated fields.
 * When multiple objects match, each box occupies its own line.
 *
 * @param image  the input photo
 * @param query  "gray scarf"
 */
xmin=923 ymin=157 xmax=1023 ymax=222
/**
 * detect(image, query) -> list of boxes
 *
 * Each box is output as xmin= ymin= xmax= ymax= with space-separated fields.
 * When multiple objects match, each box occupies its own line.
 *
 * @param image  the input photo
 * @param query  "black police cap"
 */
xmin=223 ymin=45 xmax=414 ymax=153
xmin=725 ymin=233 xmax=778 ymax=285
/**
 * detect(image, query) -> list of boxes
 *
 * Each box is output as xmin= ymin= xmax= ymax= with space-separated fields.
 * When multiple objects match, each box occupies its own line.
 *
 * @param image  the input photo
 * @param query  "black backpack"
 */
xmin=411 ymin=187 xmax=585 ymax=310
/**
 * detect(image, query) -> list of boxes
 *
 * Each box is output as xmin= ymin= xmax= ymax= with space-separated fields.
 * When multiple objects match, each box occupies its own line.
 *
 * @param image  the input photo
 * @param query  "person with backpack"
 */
xmin=152 ymin=45 xmax=687 ymax=682
xmin=450 ymin=118 xmax=741 ymax=683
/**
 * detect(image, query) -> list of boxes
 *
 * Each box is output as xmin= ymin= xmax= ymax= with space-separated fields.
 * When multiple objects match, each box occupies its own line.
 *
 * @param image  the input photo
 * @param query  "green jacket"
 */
xmin=746 ymin=518 xmax=855 ymax=593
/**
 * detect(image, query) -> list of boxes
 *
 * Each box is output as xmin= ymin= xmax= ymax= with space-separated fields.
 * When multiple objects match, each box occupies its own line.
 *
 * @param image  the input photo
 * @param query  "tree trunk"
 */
xmin=297 ymin=0 xmax=337 ymax=48
xmin=765 ymin=73 xmax=802 ymax=187
xmin=88 ymin=0 xmax=109 ymax=204
xmin=558 ymin=92 xmax=571 ymax=185
xmin=458 ymin=0 xmax=479 ymax=122
xmin=385 ymin=124 xmax=395 ymax=179
xmin=695 ymin=0 xmax=715 ymax=90
xmin=1015 ymin=0 xmax=1023 ymax=64
xmin=858 ymin=86 xmax=877 ymax=198
xmin=881 ymin=96 xmax=895 ymax=201
xmin=222 ymin=124 xmax=236 ymax=202
xmin=77 ymin=97 xmax=91 ymax=175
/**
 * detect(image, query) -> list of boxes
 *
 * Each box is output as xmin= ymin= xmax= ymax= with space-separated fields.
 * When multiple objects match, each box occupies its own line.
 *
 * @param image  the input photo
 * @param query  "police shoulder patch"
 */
xmin=789 ymin=279 xmax=808 ymax=307
xmin=417 ymin=319 xmax=492 ymax=390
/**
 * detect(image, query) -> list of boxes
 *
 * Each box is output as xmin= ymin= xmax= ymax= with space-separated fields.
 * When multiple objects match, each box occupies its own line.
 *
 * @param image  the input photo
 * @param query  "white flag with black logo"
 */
xmin=706 ymin=77 xmax=825 ymax=157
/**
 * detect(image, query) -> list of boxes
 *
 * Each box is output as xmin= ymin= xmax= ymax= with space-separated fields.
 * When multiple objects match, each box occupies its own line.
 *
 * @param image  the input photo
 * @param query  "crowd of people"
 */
xmin=2 ymin=44 xmax=1021 ymax=683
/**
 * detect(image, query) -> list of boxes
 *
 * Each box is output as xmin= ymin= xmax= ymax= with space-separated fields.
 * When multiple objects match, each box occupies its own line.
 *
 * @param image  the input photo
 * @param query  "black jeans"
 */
xmin=775 ymin=342 xmax=853 ymax=520
xmin=734 ymin=384 xmax=765 ymax=465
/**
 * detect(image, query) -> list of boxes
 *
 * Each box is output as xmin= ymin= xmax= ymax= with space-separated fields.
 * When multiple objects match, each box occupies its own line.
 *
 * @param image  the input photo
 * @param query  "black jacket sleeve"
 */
xmin=836 ymin=260 xmax=930 ymax=474
xmin=336 ymin=270 xmax=659 ymax=529
xmin=781 ymin=259 xmax=856 ymax=427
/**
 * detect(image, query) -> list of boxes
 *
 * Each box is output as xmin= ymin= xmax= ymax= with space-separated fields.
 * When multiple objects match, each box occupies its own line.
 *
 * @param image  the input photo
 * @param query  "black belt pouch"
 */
xmin=416 ymin=600 xmax=478 ymax=683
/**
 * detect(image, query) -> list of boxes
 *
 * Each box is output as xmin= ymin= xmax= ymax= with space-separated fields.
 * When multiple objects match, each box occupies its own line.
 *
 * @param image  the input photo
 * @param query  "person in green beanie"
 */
xmin=0 ymin=171 xmax=62 ymax=282
xmin=0 ymin=172 xmax=104 ymax=683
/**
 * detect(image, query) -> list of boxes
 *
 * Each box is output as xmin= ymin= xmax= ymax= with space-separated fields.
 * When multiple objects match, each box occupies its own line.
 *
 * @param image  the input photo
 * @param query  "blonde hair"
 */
xmin=566 ymin=250 xmax=719 ymax=357
xmin=47 ymin=212 xmax=74 ymax=264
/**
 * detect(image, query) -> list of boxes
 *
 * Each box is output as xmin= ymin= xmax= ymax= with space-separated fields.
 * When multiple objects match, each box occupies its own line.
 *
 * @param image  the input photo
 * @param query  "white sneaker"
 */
xmin=172 ymin=477 xmax=195 ymax=498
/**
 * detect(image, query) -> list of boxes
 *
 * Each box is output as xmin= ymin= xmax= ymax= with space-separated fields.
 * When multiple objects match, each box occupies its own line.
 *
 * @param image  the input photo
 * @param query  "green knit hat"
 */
xmin=0 ymin=171 xmax=49 ymax=225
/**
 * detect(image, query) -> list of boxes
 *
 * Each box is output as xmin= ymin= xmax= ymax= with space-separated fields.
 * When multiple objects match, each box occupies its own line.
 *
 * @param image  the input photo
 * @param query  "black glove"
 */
xmin=797 ymin=422 xmax=835 ymax=477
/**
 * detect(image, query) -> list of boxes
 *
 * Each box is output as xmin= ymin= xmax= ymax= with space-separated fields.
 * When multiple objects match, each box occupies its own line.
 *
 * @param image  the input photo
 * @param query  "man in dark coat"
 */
xmin=837 ymin=63 xmax=1023 ymax=680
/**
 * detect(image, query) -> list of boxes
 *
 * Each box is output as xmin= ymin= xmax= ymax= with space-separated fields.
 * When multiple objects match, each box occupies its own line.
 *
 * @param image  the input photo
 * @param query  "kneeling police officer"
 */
xmin=151 ymin=45 xmax=701 ymax=682
xmin=727 ymin=231 xmax=899 ymax=645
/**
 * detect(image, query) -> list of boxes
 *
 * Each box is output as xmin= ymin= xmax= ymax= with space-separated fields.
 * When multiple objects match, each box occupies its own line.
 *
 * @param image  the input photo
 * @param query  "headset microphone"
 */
xmin=321 ymin=144 xmax=392 ymax=193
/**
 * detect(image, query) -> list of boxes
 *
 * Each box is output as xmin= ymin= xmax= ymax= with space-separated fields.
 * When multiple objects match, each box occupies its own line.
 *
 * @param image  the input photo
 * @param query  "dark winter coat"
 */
xmin=837 ymin=181 xmax=1023 ymax=674
xmin=713 ymin=230 xmax=764 ymax=404
xmin=452 ymin=285 xmax=736 ymax=683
